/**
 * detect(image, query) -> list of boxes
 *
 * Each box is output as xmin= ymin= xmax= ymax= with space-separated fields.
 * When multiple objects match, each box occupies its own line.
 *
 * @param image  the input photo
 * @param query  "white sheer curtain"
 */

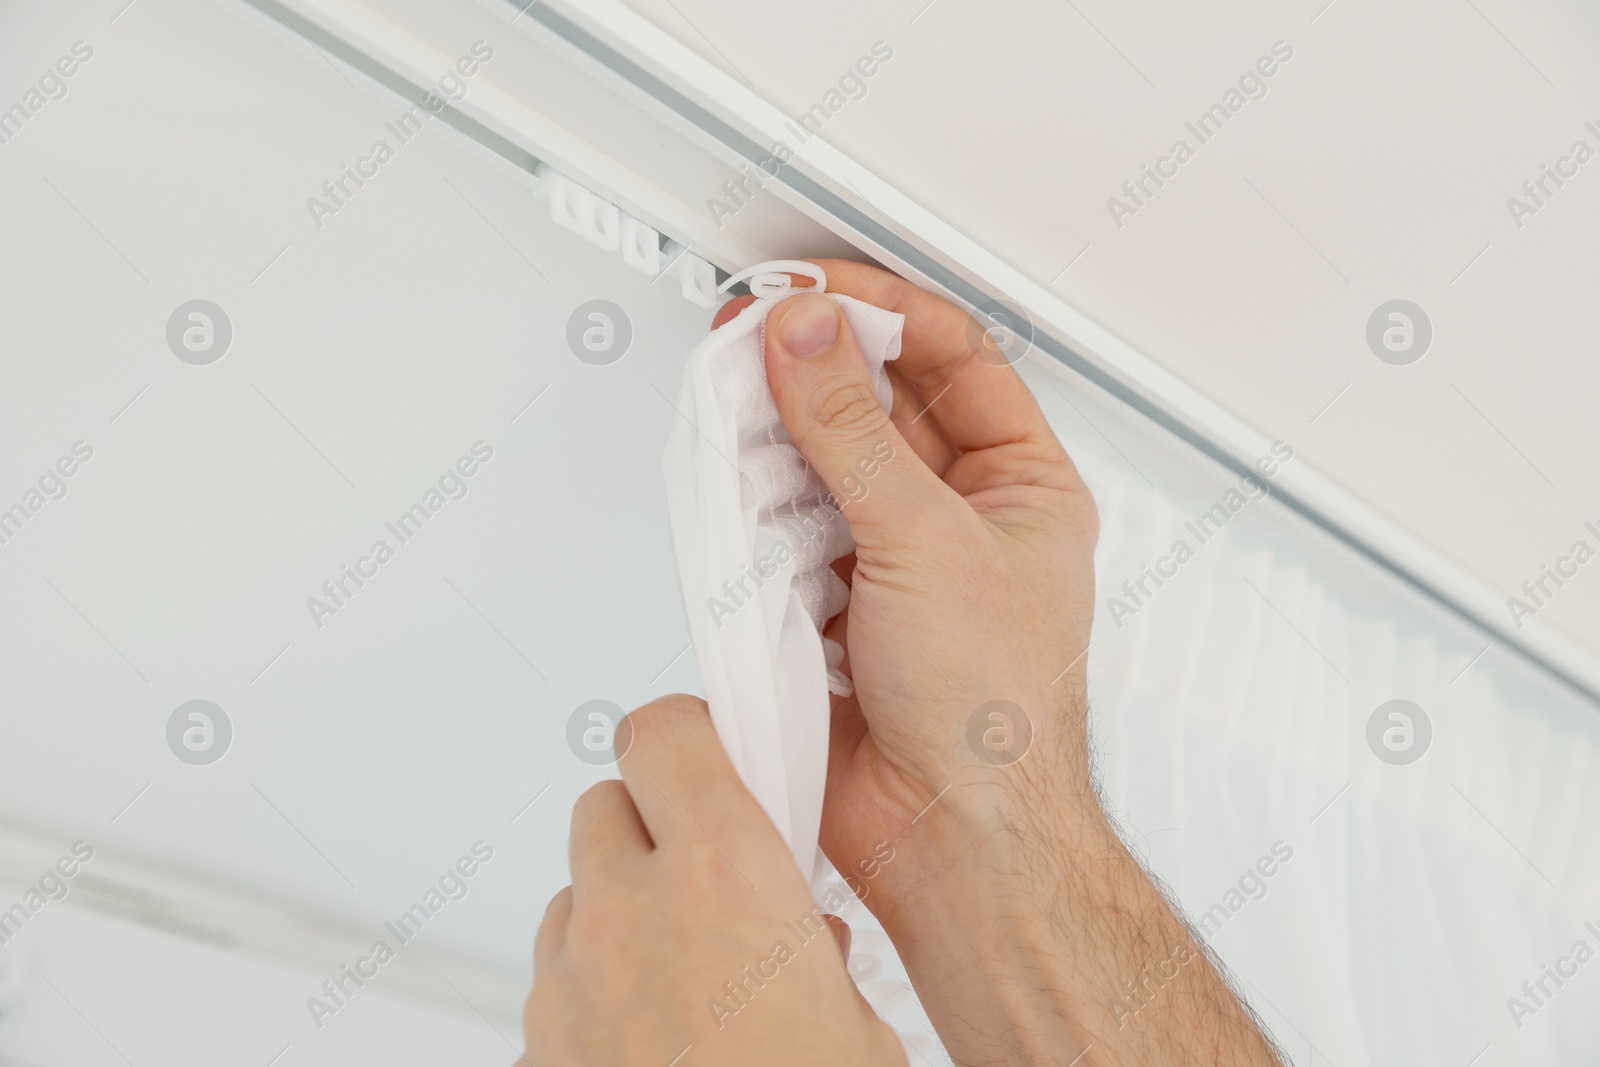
xmin=1067 ymin=360 xmax=1600 ymax=1067
xmin=838 ymin=359 xmax=1600 ymax=1067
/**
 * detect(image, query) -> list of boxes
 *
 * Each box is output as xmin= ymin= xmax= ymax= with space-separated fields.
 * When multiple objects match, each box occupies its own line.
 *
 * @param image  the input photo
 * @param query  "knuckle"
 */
xmin=523 ymin=985 xmax=567 ymax=1058
xmin=521 ymin=988 xmax=543 ymax=1033
xmin=567 ymin=892 xmax=625 ymax=945
xmin=675 ymin=837 xmax=748 ymax=893
xmin=624 ymin=693 xmax=707 ymax=737
xmin=1070 ymin=491 xmax=1100 ymax=547
xmin=542 ymin=884 xmax=573 ymax=922
xmin=654 ymin=692 xmax=709 ymax=717
xmin=571 ymin=780 xmax=626 ymax=822
xmin=809 ymin=378 xmax=886 ymax=440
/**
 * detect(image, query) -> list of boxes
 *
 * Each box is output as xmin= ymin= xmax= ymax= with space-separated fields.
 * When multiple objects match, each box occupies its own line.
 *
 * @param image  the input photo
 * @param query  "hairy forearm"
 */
xmin=872 ymin=749 xmax=1284 ymax=1065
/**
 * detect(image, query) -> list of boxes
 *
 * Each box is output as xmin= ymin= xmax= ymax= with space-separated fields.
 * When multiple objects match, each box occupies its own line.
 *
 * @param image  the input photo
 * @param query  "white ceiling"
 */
xmin=0 ymin=0 xmax=716 ymax=986
xmin=3 ymin=2 xmax=1600 ymax=1065
xmin=614 ymin=0 xmax=1600 ymax=683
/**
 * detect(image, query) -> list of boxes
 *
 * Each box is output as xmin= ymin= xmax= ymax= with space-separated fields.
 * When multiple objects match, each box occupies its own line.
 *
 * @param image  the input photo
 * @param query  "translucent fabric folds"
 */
xmin=662 ymin=268 xmax=903 ymax=881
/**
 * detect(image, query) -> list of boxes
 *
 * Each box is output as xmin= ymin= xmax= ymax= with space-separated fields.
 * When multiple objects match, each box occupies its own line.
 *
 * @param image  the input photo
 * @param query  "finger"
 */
xmin=885 ymin=365 xmax=959 ymax=478
xmin=713 ymin=269 xmax=817 ymax=331
xmin=810 ymin=258 xmax=1076 ymax=482
xmin=764 ymin=292 xmax=964 ymax=549
xmin=828 ymin=550 xmax=855 ymax=591
xmin=533 ymin=885 xmax=573 ymax=969
xmin=823 ymin=913 xmax=852 ymax=961
xmin=711 ymin=294 xmax=756 ymax=331
xmin=818 ymin=912 xmax=877 ymax=1017
xmin=820 ymin=600 xmax=872 ymax=809
xmin=614 ymin=695 xmax=783 ymax=859
xmin=569 ymin=779 xmax=652 ymax=889
xmin=824 ymin=690 xmax=870 ymax=808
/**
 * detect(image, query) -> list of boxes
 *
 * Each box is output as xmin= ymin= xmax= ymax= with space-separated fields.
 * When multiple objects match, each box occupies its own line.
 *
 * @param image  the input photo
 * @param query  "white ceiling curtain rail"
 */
xmin=251 ymin=0 xmax=1600 ymax=712
xmin=503 ymin=0 xmax=1600 ymax=713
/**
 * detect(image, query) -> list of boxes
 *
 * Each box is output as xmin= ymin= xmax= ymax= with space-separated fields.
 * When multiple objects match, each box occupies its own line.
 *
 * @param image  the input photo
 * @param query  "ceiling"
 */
xmin=2 ymin=1 xmax=1599 ymax=1064
xmin=612 ymin=0 xmax=1600 ymax=693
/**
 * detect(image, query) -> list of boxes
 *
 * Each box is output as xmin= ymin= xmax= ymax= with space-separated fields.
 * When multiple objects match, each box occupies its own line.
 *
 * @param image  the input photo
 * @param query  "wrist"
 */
xmin=929 ymin=679 xmax=1103 ymax=858
xmin=858 ymin=755 xmax=1282 ymax=1067
xmin=869 ymin=777 xmax=1114 ymax=939
xmin=865 ymin=794 xmax=1124 ymax=1065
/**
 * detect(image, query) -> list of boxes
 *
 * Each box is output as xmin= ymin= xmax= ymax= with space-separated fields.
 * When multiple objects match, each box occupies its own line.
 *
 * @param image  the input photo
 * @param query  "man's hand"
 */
xmin=523 ymin=695 xmax=907 ymax=1067
xmin=756 ymin=260 xmax=1101 ymax=882
xmin=714 ymin=260 xmax=1284 ymax=1066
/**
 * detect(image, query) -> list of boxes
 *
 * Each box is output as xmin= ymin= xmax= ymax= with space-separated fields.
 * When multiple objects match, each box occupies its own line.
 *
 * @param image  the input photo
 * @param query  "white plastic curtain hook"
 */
xmin=717 ymin=260 xmax=827 ymax=299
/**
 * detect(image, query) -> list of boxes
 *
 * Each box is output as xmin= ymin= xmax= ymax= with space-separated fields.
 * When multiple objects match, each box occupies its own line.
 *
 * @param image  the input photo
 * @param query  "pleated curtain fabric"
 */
xmin=662 ymin=279 xmax=904 ymax=882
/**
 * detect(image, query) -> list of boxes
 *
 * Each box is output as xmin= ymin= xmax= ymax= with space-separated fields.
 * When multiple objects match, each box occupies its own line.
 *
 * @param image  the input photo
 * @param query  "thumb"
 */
xmin=765 ymin=292 xmax=954 ymax=548
xmin=822 ymin=912 xmax=852 ymax=961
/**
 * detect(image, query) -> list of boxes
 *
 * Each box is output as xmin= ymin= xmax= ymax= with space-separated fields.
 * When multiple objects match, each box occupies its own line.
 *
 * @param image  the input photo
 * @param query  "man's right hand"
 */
xmin=744 ymin=260 xmax=1284 ymax=1067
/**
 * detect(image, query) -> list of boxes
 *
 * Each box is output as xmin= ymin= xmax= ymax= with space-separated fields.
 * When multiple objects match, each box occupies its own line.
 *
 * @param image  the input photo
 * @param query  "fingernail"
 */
xmin=823 ymin=913 xmax=851 ymax=959
xmin=775 ymin=293 xmax=838 ymax=358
